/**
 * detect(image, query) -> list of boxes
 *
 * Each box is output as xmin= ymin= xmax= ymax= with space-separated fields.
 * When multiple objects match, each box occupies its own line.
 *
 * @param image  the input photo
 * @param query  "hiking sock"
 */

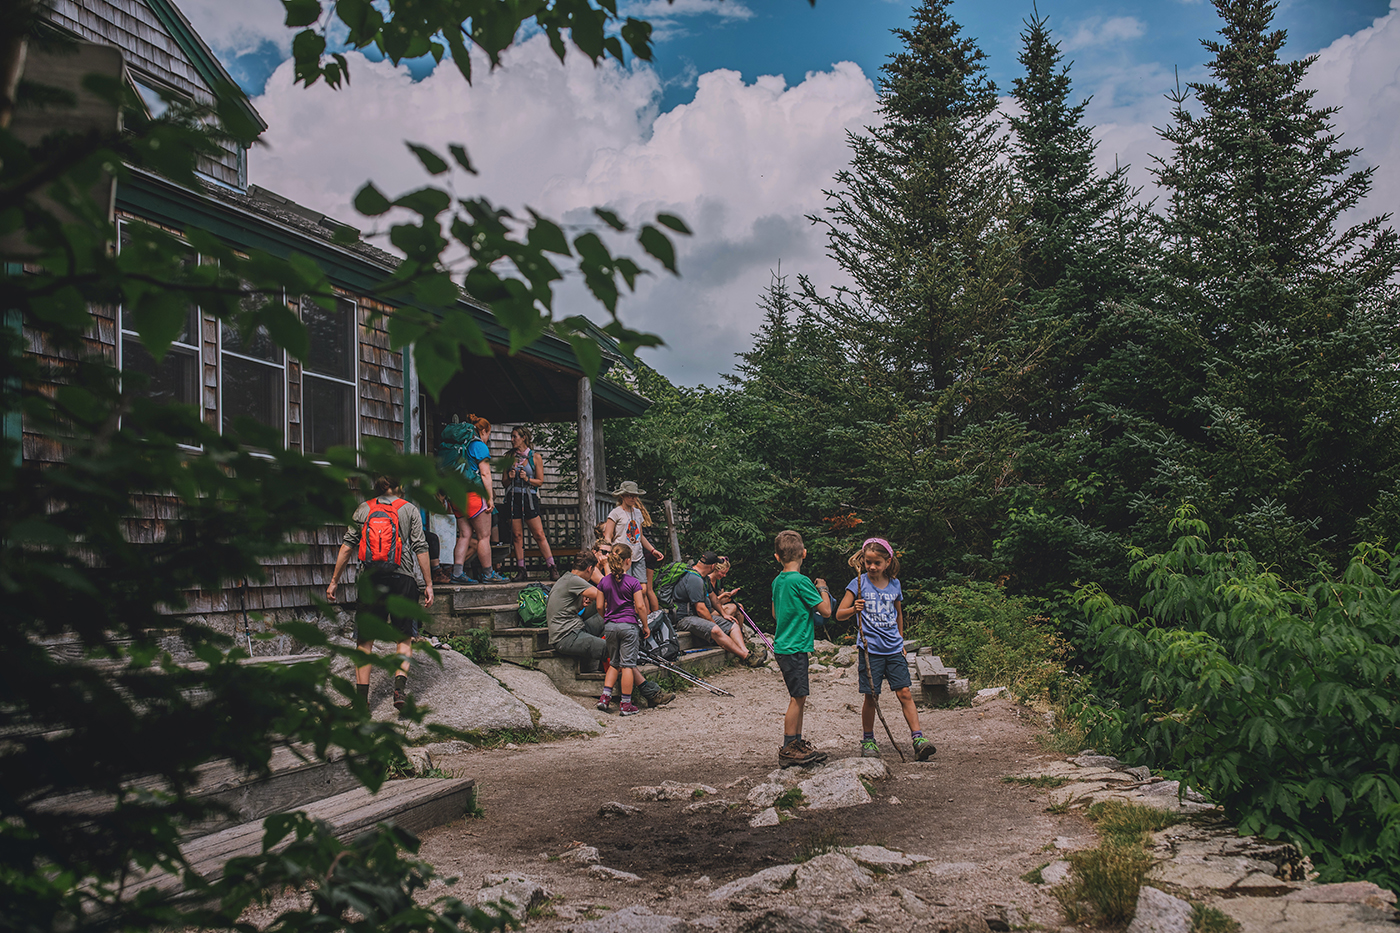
xmin=545 ymin=557 xmax=556 ymax=567
xmin=453 ymin=563 xmax=464 ymax=577
xmin=863 ymin=731 xmax=875 ymax=742
xmin=355 ymin=682 xmax=369 ymax=703
xmin=517 ymin=559 xmax=527 ymax=568
xmin=620 ymin=694 xmax=632 ymax=707
xmin=784 ymin=735 xmax=799 ymax=747
xmin=911 ymin=730 xmax=923 ymax=740
xmin=601 ymin=686 xmax=613 ymax=700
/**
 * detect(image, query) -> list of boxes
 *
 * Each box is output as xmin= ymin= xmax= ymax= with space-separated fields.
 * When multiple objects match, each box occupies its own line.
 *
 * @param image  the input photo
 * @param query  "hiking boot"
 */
xmin=430 ymin=566 xmax=451 ymax=585
xmin=547 ymin=564 xmax=560 ymax=581
xmin=513 ymin=566 xmax=529 ymax=583
xmin=794 ymin=738 xmax=828 ymax=762
xmin=481 ymin=568 xmax=510 ymax=584
xmin=597 ymin=695 xmax=615 ymax=713
xmin=450 ymin=572 xmax=479 ymax=585
xmin=913 ymin=736 xmax=936 ymax=761
xmin=393 ymin=688 xmax=407 ymax=711
xmin=619 ymin=702 xmax=640 ymax=717
xmin=860 ymin=739 xmax=881 ymax=758
xmin=646 ymin=691 xmax=676 ymax=708
xmin=743 ymin=643 xmax=769 ymax=668
xmin=778 ymin=741 xmax=822 ymax=769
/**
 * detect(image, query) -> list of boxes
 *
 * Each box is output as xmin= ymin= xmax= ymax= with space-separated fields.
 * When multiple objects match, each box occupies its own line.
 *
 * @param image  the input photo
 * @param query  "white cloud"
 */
xmin=1305 ymin=0 xmax=1400 ymax=227
xmin=623 ymin=0 xmax=755 ymax=22
xmin=249 ymin=37 xmax=877 ymax=385
xmin=178 ymin=0 xmax=292 ymax=58
xmin=1064 ymin=16 xmax=1147 ymax=51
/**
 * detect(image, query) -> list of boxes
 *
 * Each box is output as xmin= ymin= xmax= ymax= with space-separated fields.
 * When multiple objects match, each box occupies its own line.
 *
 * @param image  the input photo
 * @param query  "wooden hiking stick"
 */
xmin=856 ymin=572 xmax=905 ymax=762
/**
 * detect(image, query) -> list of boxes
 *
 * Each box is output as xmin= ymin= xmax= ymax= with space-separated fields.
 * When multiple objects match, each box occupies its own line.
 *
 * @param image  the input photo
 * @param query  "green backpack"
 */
xmin=655 ymin=561 xmax=703 ymax=615
xmin=517 ymin=583 xmax=549 ymax=627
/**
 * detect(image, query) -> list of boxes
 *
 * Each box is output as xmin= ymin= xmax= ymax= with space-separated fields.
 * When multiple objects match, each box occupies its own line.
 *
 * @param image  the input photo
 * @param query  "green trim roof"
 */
xmin=145 ymin=0 xmax=268 ymax=134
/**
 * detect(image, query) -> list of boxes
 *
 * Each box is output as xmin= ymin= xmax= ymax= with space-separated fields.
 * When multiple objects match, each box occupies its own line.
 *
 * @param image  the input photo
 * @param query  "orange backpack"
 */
xmin=358 ymin=498 xmax=406 ymax=573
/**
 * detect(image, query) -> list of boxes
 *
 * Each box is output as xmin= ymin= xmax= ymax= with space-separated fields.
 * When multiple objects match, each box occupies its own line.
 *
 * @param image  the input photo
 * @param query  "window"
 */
xmin=220 ymin=289 xmax=285 ymax=443
xmin=301 ymin=295 xmax=356 ymax=454
xmin=118 ymin=225 xmax=200 ymax=412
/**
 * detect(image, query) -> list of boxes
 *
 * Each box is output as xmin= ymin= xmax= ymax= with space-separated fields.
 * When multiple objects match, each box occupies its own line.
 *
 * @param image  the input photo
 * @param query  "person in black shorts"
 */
xmin=504 ymin=426 xmax=558 ymax=582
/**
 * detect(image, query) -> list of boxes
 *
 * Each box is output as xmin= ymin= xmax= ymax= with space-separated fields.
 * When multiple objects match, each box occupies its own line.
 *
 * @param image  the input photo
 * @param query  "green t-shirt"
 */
xmin=771 ymin=570 xmax=821 ymax=655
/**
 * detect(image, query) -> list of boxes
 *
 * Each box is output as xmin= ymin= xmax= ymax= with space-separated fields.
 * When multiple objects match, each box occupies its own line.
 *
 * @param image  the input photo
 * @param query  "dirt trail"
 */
xmin=424 ymin=661 xmax=1093 ymax=930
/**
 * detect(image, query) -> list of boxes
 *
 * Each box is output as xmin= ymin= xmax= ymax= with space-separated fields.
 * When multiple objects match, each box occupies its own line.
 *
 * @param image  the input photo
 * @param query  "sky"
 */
xmin=180 ymin=0 xmax=1400 ymax=387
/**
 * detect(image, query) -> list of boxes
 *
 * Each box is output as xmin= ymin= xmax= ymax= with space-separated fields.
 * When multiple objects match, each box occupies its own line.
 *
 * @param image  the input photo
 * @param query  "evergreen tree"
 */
xmin=1139 ymin=0 xmax=1400 ymax=568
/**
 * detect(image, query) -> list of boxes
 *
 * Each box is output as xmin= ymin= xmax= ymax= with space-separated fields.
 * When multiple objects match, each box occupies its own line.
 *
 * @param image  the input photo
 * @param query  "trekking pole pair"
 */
xmin=737 ymin=605 xmax=775 ymax=654
xmin=641 ymin=650 xmax=734 ymax=697
xmin=856 ymin=572 xmax=906 ymax=762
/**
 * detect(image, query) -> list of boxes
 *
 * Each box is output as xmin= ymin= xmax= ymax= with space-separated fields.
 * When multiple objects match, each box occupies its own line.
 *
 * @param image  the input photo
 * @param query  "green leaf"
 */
xmin=448 ymin=144 xmax=477 ymax=175
xmin=639 ymin=224 xmax=678 ymax=274
xmin=353 ymin=182 xmax=393 ymax=216
xmin=283 ymin=0 xmax=322 ymax=28
xmin=526 ymin=212 xmax=570 ymax=256
xmin=407 ymin=143 xmax=449 ymax=176
xmin=567 ymin=333 xmax=603 ymax=380
xmin=656 ymin=213 xmax=692 ymax=235
xmin=258 ymin=299 xmax=310 ymax=362
xmin=594 ymin=208 xmax=627 ymax=232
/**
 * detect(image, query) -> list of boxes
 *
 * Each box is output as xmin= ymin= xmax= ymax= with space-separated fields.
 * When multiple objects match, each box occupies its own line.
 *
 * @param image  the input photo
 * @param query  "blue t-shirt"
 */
xmin=467 ymin=438 xmax=490 ymax=465
xmin=846 ymin=576 xmax=903 ymax=655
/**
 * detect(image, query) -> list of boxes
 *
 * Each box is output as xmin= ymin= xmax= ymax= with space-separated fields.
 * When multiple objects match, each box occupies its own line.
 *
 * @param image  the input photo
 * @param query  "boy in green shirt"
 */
xmin=771 ymin=529 xmax=833 ymax=768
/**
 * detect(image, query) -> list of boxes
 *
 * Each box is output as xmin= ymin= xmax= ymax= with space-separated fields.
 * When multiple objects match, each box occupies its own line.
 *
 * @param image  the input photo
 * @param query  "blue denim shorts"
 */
xmin=857 ymin=649 xmax=911 ymax=695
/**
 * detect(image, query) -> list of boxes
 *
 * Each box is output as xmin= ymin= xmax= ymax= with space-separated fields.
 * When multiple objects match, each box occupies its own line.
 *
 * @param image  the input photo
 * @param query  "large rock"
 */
xmin=749 ymin=807 xmax=780 ymax=827
xmin=748 ymin=782 xmax=786 ymax=808
xmin=798 ymin=770 xmax=872 ymax=810
xmin=709 ymin=865 xmax=799 ymax=900
xmin=839 ymin=845 xmax=931 ymax=872
xmin=793 ymin=853 xmax=873 ymax=896
xmin=765 ymin=757 xmax=888 ymax=789
xmin=335 ymin=650 xmax=533 ymax=739
xmin=832 ymin=646 xmax=856 ymax=668
xmin=478 ymin=873 xmax=548 ymax=921
xmin=490 ymin=664 xmax=601 ymax=734
xmin=567 ymin=905 xmax=690 ymax=933
xmin=739 ymin=907 xmax=851 ymax=933
xmin=1285 ymin=882 xmax=1398 ymax=909
xmin=632 ymin=780 xmax=719 ymax=801
xmin=588 ymin=865 xmax=641 ymax=883
xmin=1125 ymin=886 xmax=1192 ymax=933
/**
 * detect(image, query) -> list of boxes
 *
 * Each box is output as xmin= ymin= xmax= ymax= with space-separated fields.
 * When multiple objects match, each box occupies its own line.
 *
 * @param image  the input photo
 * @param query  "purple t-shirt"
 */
xmin=597 ymin=572 xmax=643 ymax=625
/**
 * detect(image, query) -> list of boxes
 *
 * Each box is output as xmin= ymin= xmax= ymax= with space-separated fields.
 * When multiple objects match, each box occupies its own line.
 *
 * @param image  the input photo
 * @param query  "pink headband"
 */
xmin=863 ymin=537 xmax=893 ymax=557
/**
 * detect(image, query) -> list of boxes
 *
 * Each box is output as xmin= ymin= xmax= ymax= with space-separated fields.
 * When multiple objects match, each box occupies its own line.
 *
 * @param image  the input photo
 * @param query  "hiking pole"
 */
xmin=642 ymin=651 xmax=734 ymax=697
xmin=738 ymin=605 xmax=775 ymax=654
xmin=856 ymin=573 xmax=905 ymax=762
xmin=240 ymin=577 xmax=254 ymax=656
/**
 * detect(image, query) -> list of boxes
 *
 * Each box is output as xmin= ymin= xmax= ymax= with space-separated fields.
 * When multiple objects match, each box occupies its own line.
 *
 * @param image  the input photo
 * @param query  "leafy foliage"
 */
xmin=1075 ymin=507 xmax=1400 ymax=891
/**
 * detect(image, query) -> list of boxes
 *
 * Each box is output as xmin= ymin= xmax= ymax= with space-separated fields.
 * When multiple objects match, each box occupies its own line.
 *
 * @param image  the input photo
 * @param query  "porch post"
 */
xmin=578 ymin=376 xmax=596 ymax=549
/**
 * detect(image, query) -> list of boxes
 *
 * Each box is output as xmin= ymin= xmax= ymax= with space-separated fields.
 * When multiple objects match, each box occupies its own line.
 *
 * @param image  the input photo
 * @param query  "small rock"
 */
xmin=599 ymin=801 xmax=641 ymax=817
xmin=982 ymin=904 xmax=1024 ymax=932
xmin=1125 ymin=885 xmax=1192 ymax=933
xmin=1284 ymin=881 xmax=1398 ymax=908
xmin=833 ymin=646 xmax=856 ymax=667
xmin=971 ymin=687 xmax=1008 ymax=706
xmin=405 ymin=747 xmax=432 ymax=775
xmin=748 ymin=782 xmax=786 ymax=808
xmin=1070 ymin=754 xmax=1123 ymax=770
xmin=632 ymin=780 xmax=719 ymax=801
xmin=888 ymin=796 xmax=901 ymax=805
xmin=477 ymin=874 xmax=548 ymax=921
xmin=938 ymin=911 xmax=992 ymax=933
xmin=709 ymin=864 xmax=799 ymax=900
xmin=1124 ymin=766 xmax=1152 ymax=781
xmin=570 ymin=904 xmax=690 ymax=933
xmin=1053 ymin=837 xmax=1075 ymax=850
xmin=798 ymin=770 xmax=872 ymax=810
xmin=1039 ymin=861 xmax=1072 ymax=885
xmin=926 ymin=861 xmax=979 ymax=878
xmin=810 ymin=663 xmax=829 ymax=673
xmin=739 ymin=906 xmax=852 ymax=933
xmin=563 ymin=845 xmax=600 ymax=863
xmin=750 ymin=807 xmax=780 ymax=827
xmin=685 ymin=798 xmax=731 ymax=815
xmin=589 ymin=865 xmax=642 ymax=883
xmin=698 ymin=875 xmax=712 ymax=887
xmin=794 ymin=853 xmax=873 ymax=896
xmin=898 ymin=887 xmax=930 ymax=919
xmin=813 ymin=639 xmax=837 ymax=654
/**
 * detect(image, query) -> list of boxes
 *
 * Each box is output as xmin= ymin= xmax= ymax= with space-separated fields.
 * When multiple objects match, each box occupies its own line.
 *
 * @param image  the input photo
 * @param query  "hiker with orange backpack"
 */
xmin=326 ymin=475 xmax=434 ymax=711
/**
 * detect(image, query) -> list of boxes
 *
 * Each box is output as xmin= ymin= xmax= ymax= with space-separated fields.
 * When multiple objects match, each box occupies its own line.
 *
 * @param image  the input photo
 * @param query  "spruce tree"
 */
xmin=1142 ymin=0 xmax=1400 ymax=567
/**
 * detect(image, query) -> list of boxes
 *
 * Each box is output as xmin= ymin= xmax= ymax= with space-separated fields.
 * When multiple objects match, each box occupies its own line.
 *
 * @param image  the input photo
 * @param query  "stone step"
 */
xmin=124 ymin=777 xmax=476 ymax=898
xmin=537 ymin=646 xmax=732 ymax=697
xmin=444 ymin=580 xmax=536 ymax=610
xmin=489 ymin=627 xmax=551 ymax=662
xmin=33 ymin=743 xmax=361 ymax=840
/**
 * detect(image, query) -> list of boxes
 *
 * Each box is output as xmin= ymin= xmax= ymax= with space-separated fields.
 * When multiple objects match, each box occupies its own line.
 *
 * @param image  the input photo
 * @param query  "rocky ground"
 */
xmin=385 ymin=651 xmax=1399 ymax=933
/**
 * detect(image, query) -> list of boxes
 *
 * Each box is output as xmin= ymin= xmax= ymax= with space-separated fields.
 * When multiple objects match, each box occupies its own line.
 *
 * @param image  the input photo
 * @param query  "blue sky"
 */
xmin=185 ymin=0 xmax=1400 ymax=385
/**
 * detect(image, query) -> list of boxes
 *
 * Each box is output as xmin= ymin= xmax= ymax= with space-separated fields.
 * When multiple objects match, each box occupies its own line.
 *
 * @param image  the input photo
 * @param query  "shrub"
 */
xmin=1075 ymin=506 xmax=1400 ymax=893
xmin=444 ymin=629 xmax=498 ymax=666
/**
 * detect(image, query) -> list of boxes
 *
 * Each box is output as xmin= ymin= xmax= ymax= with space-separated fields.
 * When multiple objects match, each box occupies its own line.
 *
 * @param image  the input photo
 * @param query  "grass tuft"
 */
xmin=1003 ymin=774 xmax=1071 ymax=789
xmin=1191 ymin=903 xmax=1241 ymax=933
xmin=792 ymin=827 xmax=843 ymax=863
xmin=774 ymin=787 xmax=806 ymax=810
xmin=1051 ymin=802 xmax=1184 ymax=925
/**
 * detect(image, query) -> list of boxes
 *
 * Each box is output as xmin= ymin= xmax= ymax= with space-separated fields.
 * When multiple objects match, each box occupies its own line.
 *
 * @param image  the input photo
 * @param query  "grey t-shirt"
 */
xmin=546 ymin=573 xmax=594 ymax=644
xmin=672 ymin=569 xmax=711 ymax=618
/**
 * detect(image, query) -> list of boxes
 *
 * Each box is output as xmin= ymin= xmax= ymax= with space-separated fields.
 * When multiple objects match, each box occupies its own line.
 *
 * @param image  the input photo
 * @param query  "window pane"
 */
xmin=222 ymin=287 xmax=283 ymax=362
xmin=222 ymin=355 xmax=284 ymax=437
xmin=123 ymin=337 xmax=199 ymax=406
xmin=303 ymin=296 xmax=354 ymax=380
xmin=303 ymin=374 xmax=354 ymax=454
xmin=118 ymin=226 xmax=199 ymax=345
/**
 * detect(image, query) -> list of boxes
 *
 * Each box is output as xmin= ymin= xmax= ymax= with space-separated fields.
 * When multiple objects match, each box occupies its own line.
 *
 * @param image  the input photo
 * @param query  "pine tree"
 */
xmin=1142 ymin=0 xmax=1400 ymax=566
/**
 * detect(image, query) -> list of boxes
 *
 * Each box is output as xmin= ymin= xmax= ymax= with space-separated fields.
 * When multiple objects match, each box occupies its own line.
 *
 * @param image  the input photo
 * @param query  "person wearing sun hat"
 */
xmin=602 ymin=481 xmax=665 ymax=584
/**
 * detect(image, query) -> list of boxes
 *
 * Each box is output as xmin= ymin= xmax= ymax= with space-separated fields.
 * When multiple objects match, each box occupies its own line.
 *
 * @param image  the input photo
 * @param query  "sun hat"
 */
xmin=612 ymin=481 xmax=646 ymax=497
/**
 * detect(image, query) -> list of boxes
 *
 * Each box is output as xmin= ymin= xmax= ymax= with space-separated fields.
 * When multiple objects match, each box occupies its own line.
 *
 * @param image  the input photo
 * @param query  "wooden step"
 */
xmin=126 ymin=778 xmax=476 ymax=897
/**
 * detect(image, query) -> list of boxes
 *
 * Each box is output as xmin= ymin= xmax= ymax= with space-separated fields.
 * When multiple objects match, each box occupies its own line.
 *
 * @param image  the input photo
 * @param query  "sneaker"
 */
xmin=393 ymin=688 xmax=406 ymax=711
xmin=619 ymin=702 xmax=640 ymax=717
xmin=860 ymin=739 xmax=881 ymax=758
xmin=450 ymin=572 xmax=479 ymax=585
xmin=513 ymin=566 xmax=529 ymax=583
xmin=913 ymin=736 xmax=937 ymax=761
xmin=778 ymin=741 xmax=822 ymax=769
xmin=597 ymin=695 xmax=614 ymax=713
xmin=646 ymin=691 xmax=676 ymax=708
xmin=481 ymin=568 xmax=510 ymax=584
xmin=794 ymin=738 xmax=828 ymax=762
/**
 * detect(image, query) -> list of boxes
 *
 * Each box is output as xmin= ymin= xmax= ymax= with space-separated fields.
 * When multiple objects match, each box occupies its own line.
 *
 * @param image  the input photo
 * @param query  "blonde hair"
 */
xmin=608 ymin=543 xmax=633 ymax=579
xmin=849 ymin=540 xmax=900 ymax=580
xmin=640 ymin=503 xmax=653 ymax=527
